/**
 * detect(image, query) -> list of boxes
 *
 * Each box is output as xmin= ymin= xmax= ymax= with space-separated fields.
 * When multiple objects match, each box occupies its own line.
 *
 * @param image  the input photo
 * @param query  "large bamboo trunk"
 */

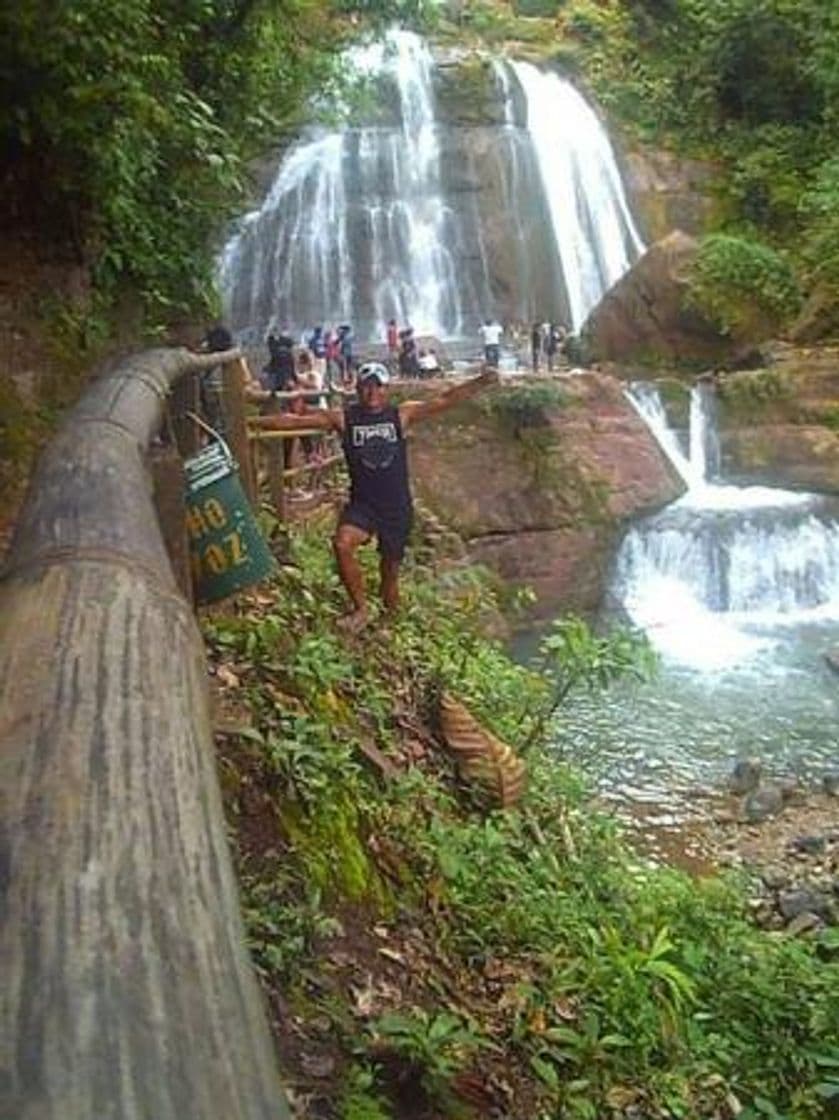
xmin=0 ymin=350 xmax=288 ymax=1119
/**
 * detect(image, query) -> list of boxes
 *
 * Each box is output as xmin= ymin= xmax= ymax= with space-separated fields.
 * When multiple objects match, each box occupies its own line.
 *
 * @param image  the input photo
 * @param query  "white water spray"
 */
xmin=619 ymin=383 xmax=839 ymax=669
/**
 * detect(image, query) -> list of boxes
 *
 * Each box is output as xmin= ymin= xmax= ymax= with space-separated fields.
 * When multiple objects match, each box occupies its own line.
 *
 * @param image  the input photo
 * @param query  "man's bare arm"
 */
xmin=249 ymin=408 xmax=344 ymax=434
xmin=399 ymin=366 xmax=499 ymax=428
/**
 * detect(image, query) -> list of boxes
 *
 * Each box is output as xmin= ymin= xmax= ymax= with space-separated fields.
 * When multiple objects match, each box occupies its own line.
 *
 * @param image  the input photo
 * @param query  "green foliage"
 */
xmin=339 ymin=1065 xmax=393 ymax=1120
xmin=481 ymin=380 xmax=569 ymax=434
xmin=366 ymin=1009 xmax=484 ymax=1103
xmin=512 ymin=0 xmax=561 ymax=17
xmin=564 ymin=0 xmax=839 ymax=325
xmin=526 ymin=615 xmax=656 ymax=751
xmin=2 ymin=0 xmax=345 ymax=324
xmin=799 ymin=158 xmax=839 ymax=294
xmin=243 ymin=873 xmax=342 ymax=980
xmin=686 ymin=235 xmax=800 ymax=336
xmin=210 ymin=523 xmax=839 ymax=1119
xmin=717 ymin=368 xmax=792 ymax=413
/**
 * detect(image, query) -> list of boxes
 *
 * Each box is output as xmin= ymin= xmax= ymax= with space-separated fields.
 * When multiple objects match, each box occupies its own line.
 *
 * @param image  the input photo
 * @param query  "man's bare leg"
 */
xmin=333 ymin=523 xmax=371 ymax=631
xmin=380 ymin=555 xmax=402 ymax=617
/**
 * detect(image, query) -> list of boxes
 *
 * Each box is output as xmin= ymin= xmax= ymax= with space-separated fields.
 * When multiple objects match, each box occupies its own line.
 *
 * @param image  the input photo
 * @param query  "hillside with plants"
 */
xmin=209 ymin=515 xmax=839 ymax=1119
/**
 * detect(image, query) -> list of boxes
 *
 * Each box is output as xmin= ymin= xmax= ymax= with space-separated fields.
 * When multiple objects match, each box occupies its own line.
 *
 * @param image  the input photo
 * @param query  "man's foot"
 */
xmin=336 ymin=607 xmax=369 ymax=634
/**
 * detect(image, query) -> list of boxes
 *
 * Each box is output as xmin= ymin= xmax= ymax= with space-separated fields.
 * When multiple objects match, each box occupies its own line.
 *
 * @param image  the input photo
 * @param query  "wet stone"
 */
xmin=786 ymin=911 xmax=824 ymax=937
xmin=743 ymin=784 xmax=784 ymax=823
xmin=729 ymin=757 xmax=762 ymax=795
xmin=762 ymin=867 xmax=789 ymax=891
xmin=788 ymin=834 xmax=826 ymax=856
xmin=778 ymin=887 xmax=827 ymax=920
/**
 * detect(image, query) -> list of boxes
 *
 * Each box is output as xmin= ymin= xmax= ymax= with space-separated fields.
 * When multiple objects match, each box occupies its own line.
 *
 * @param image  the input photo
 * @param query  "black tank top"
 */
xmin=343 ymin=403 xmax=411 ymax=515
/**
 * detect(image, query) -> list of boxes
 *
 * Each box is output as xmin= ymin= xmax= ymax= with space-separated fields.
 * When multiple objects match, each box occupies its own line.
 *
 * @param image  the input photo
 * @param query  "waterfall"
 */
xmin=510 ymin=61 xmax=645 ymax=332
xmin=618 ymin=384 xmax=839 ymax=669
xmin=219 ymin=31 xmax=644 ymax=344
xmin=221 ymin=30 xmax=468 ymax=343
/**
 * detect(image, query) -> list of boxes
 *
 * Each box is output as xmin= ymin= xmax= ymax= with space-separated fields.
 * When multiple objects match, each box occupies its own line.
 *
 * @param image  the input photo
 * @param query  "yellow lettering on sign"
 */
xmin=186 ymin=505 xmax=207 ymax=541
xmin=205 ymin=498 xmax=227 ymax=530
xmin=225 ymin=531 xmax=248 ymax=568
xmin=204 ymin=543 xmax=228 ymax=575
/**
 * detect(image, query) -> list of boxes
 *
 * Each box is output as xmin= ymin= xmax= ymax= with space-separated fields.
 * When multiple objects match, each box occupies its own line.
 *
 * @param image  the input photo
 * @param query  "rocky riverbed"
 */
xmin=616 ymin=769 xmax=838 ymax=942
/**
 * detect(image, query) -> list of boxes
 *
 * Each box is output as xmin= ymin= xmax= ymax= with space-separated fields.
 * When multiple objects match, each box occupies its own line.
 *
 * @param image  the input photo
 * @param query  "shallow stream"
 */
xmin=513 ymin=383 xmax=839 ymax=824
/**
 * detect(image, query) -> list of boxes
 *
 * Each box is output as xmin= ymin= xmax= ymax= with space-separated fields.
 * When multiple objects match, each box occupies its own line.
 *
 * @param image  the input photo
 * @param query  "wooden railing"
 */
xmin=0 ymin=348 xmax=289 ymax=1119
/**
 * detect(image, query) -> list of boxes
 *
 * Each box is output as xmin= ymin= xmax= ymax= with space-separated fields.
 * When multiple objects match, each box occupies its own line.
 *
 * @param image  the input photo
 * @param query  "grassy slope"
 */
xmin=204 ymin=514 xmax=838 ymax=1120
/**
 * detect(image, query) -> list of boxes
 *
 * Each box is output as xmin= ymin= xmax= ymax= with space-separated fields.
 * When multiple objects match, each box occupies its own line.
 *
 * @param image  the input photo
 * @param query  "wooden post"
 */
xmin=169 ymin=368 xmax=202 ymax=457
xmin=221 ymin=357 xmax=257 ymax=504
xmin=266 ymin=437 xmax=287 ymax=521
xmin=0 ymin=348 xmax=289 ymax=1120
xmin=261 ymin=396 xmax=287 ymax=521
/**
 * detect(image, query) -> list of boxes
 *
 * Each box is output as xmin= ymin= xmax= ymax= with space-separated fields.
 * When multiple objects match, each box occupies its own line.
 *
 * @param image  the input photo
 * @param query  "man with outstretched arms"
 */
xmin=250 ymin=362 xmax=498 ymax=631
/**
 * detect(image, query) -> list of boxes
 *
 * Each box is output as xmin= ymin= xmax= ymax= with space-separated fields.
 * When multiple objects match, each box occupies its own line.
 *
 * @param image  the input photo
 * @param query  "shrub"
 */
xmin=512 ymin=0 xmax=562 ymax=17
xmin=686 ymin=234 xmax=801 ymax=337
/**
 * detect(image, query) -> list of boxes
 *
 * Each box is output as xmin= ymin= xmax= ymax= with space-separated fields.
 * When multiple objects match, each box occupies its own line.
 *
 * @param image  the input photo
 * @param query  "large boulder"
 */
xmin=408 ymin=371 xmax=684 ymax=615
xmin=582 ymin=231 xmax=735 ymax=365
xmin=716 ymin=345 xmax=839 ymax=494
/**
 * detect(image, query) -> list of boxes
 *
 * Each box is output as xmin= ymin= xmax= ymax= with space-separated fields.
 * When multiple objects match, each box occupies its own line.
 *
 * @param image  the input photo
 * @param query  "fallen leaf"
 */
xmin=377 ymin=946 xmax=406 ymax=965
xmin=216 ymin=664 xmax=240 ymax=688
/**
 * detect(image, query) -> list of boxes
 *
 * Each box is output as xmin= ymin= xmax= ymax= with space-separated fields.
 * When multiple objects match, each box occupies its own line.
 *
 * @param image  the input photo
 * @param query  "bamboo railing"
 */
xmin=0 ymin=348 xmax=289 ymax=1119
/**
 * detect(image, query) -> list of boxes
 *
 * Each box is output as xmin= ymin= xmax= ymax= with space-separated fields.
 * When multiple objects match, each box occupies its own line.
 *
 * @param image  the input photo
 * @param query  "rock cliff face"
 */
xmin=582 ymin=231 xmax=741 ymax=365
xmin=717 ymin=345 xmax=839 ymax=493
xmin=408 ymin=372 xmax=683 ymax=615
xmin=622 ymin=149 xmax=718 ymax=244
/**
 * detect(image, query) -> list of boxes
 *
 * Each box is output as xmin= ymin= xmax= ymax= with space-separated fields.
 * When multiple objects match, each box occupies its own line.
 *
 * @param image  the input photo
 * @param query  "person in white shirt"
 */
xmin=417 ymin=349 xmax=441 ymax=376
xmin=479 ymin=319 xmax=503 ymax=367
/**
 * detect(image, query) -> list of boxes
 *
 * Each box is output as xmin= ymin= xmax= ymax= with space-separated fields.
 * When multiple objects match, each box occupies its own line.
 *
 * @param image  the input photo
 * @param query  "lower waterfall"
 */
xmin=526 ymin=382 xmax=839 ymax=813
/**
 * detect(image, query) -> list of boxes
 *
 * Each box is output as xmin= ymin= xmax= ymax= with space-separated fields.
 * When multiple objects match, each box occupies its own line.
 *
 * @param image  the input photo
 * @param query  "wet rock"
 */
xmin=788 ymin=834 xmax=826 ymax=856
xmin=778 ymin=888 xmax=826 ymax=921
xmin=779 ymin=776 xmax=802 ymax=803
xmin=822 ymin=770 xmax=839 ymax=797
xmin=743 ymin=783 xmax=784 ymax=822
xmin=786 ymin=911 xmax=824 ymax=937
xmin=762 ymin=867 xmax=789 ymax=891
xmin=410 ymin=373 xmax=683 ymax=617
xmin=582 ymin=231 xmax=759 ymax=364
xmin=729 ymin=757 xmax=762 ymax=795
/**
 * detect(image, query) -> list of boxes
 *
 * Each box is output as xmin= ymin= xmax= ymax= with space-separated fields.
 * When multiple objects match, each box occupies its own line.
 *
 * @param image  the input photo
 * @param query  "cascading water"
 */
xmin=509 ymin=61 xmax=645 ymax=331
xmin=540 ymin=382 xmax=839 ymax=812
xmin=221 ymin=31 xmax=469 ymax=342
xmin=219 ymin=31 xmax=644 ymax=343
xmin=620 ymin=382 xmax=839 ymax=669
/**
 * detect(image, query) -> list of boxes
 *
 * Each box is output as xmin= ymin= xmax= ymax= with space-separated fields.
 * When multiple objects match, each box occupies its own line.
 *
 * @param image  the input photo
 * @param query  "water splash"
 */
xmin=620 ymin=382 xmax=839 ymax=669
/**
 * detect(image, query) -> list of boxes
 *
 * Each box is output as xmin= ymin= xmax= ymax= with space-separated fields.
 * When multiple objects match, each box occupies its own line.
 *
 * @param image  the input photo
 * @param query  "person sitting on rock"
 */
xmin=249 ymin=361 xmax=499 ymax=631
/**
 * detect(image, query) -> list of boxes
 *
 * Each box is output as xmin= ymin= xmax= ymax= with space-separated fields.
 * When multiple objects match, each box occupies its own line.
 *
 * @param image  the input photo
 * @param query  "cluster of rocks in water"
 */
xmin=714 ymin=758 xmax=838 ymax=941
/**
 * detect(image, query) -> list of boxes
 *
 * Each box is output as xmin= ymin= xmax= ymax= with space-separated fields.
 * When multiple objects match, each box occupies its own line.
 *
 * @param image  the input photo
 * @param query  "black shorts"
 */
xmin=339 ymin=502 xmax=413 ymax=561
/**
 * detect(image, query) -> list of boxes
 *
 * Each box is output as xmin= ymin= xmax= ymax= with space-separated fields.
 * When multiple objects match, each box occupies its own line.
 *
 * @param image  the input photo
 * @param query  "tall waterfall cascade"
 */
xmin=509 ymin=61 xmax=644 ymax=331
xmin=219 ymin=30 xmax=644 ymax=343
xmin=619 ymin=384 xmax=839 ymax=670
